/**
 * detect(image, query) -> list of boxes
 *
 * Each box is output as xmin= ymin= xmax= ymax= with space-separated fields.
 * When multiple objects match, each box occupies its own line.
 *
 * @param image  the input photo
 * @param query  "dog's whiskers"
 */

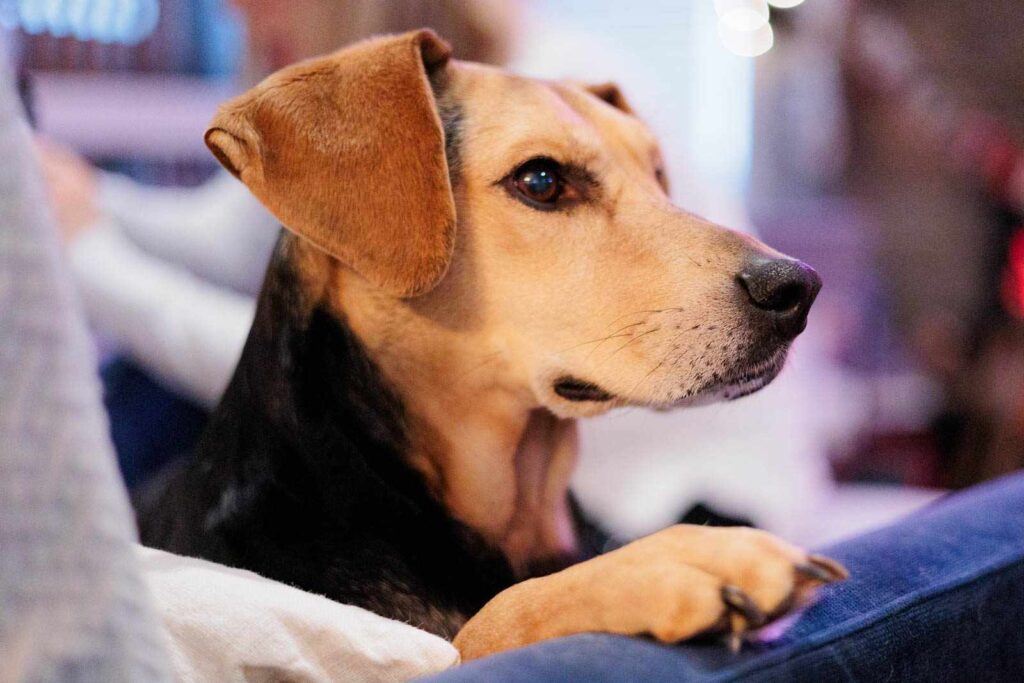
xmin=629 ymin=352 xmax=672 ymax=400
xmin=624 ymin=322 xmax=695 ymax=399
xmin=570 ymin=307 xmax=684 ymax=358
xmin=555 ymin=308 xmax=678 ymax=357
xmin=599 ymin=307 xmax=682 ymax=331
xmin=559 ymin=328 xmax=638 ymax=355
xmin=604 ymin=326 xmax=660 ymax=359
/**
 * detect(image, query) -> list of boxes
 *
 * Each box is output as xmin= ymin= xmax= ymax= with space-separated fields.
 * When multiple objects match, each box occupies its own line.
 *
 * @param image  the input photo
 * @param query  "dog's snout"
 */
xmin=736 ymin=257 xmax=821 ymax=339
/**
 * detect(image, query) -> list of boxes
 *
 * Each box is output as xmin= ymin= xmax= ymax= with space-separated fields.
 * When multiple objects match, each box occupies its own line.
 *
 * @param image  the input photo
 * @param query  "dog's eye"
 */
xmin=512 ymin=159 xmax=564 ymax=206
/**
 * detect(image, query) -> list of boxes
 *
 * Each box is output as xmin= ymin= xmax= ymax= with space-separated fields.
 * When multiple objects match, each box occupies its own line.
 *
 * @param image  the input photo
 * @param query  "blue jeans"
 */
xmin=424 ymin=473 xmax=1024 ymax=681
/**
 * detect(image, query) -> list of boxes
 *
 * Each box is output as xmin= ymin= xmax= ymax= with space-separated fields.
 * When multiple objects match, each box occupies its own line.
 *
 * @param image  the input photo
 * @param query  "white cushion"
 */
xmin=137 ymin=546 xmax=459 ymax=682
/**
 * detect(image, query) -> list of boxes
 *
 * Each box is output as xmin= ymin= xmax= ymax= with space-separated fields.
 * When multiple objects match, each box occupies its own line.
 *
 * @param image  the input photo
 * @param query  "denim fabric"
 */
xmin=424 ymin=473 xmax=1024 ymax=682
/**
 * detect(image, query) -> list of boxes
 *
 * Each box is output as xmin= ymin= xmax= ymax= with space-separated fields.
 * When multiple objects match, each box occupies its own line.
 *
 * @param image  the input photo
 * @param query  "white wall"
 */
xmin=524 ymin=0 xmax=756 ymax=212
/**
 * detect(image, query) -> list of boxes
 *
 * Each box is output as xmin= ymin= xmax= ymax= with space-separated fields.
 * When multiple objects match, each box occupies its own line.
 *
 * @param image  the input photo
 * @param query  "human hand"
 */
xmin=34 ymin=136 xmax=100 ymax=243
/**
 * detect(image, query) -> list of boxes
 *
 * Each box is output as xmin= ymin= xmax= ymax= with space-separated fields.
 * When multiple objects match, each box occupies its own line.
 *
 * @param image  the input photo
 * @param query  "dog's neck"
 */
xmin=262 ymin=238 xmax=580 ymax=575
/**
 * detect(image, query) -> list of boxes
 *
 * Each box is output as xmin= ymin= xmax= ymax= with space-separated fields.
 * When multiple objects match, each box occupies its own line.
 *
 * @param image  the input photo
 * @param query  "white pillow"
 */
xmin=136 ymin=546 xmax=460 ymax=682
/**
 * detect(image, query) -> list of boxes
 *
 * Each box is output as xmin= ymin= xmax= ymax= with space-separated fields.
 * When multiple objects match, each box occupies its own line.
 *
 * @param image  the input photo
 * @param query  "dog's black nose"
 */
xmin=737 ymin=257 xmax=821 ymax=339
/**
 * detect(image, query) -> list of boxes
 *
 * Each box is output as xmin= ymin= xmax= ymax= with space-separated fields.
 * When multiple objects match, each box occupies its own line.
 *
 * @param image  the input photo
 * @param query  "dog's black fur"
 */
xmin=138 ymin=242 xmax=530 ymax=636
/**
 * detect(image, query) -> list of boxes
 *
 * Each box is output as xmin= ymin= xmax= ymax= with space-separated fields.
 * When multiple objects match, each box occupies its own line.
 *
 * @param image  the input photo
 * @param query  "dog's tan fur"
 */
xmin=207 ymin=30 xmax=845 ymax=661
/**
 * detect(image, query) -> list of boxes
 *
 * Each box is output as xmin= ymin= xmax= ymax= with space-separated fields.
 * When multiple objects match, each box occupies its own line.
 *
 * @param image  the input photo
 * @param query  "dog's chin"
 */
xmin=663 ymin=344 xmax=790 ymax=408
xmin=544 ymin=345 xmax=789 ymax=417
xmin=662 ymin=360 xmax=783 ymax=409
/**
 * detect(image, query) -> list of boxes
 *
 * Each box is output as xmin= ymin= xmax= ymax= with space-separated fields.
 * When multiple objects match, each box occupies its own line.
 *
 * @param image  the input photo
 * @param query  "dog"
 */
xmin=139 ymin=29 xmax=847 ymax=661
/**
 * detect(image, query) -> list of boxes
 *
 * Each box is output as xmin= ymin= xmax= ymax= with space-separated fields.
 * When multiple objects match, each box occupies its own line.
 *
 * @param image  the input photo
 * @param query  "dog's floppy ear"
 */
xmin=587 ymin=82 xmax=634 ymax=115
xmin=205 ymin=30 xmax=455 ymax=297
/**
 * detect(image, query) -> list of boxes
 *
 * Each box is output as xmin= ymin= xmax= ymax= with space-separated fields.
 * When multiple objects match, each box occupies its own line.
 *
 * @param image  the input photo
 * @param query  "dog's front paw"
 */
xmin=454 ymin=525 xmax=847 ymax=660
xmin=619 ymin=525 xmax=847 ymax=650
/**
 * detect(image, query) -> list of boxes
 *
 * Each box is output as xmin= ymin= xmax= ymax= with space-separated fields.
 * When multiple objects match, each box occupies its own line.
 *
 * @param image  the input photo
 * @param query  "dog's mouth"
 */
xmin=552 ymin=345 xmax=789 ymax=407
xmin=553 ymin=377 xmax=614 ymax=403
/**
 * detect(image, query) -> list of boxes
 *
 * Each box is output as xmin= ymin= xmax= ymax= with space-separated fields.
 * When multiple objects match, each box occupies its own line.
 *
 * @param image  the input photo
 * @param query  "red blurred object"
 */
xmin=956 ymin=113 xmax=1024 ymax=320
xmin=833 ymin=431 xmax=940 ymax=488
xmin=1002 ymin=229 xmax=1024 ymax=319
xmin=954 ymin=114 xmax=1023 ymax=202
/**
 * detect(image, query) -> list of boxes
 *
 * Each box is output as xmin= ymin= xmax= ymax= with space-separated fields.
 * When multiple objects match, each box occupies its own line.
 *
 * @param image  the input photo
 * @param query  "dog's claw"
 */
xmin=720 ymin=585 xmax=762 ymax=654
xmin=810 ymin=554 xmax=850 ymax=580
xmin=727 ymin=631 xmax=744 ymax=654
xmin=721 ymin=585 xmax=767 ymax=628
xmin=796 ymin=554 xmax=849 ymax=583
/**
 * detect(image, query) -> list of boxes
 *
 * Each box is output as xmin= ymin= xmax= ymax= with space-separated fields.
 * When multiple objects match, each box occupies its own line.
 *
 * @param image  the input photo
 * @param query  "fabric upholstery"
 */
xmin=423 ymin=472 xmax=1024 ymax=682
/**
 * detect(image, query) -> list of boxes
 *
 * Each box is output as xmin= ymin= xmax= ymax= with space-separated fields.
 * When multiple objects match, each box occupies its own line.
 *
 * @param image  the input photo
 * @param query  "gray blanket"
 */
xmin=0 ymin=48 xmax=170 ymax=682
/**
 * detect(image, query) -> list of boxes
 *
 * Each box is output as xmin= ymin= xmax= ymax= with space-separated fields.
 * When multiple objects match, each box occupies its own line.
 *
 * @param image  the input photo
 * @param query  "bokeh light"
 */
xmin=718 ymin=18 xmax=774 ymax=57
xmin=0 ymin=0 xmax=160 ymax=44
xmin=714 ymin=0 xmax=770 ymax=31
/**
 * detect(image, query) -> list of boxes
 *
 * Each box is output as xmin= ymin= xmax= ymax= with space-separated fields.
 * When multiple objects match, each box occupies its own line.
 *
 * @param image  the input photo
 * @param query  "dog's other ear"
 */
xmin=205 ymin=30 xmax=455 ymax=297
xmin=586 ymin=82 xmax=634 ymax=115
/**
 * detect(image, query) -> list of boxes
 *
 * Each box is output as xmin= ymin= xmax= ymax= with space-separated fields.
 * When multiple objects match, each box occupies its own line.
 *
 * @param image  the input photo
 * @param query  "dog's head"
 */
xmin=206 ymin=30 xmax=819 ymax=421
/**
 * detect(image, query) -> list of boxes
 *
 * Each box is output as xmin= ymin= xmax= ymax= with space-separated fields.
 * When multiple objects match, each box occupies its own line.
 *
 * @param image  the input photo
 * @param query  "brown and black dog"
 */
xmin=139 ymin=30 xmax=846 ymax=661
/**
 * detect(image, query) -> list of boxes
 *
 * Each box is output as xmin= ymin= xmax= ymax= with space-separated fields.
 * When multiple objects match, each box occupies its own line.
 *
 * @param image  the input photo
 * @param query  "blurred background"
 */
xmin=4 ymin=0 xmax=1023 ymax=547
